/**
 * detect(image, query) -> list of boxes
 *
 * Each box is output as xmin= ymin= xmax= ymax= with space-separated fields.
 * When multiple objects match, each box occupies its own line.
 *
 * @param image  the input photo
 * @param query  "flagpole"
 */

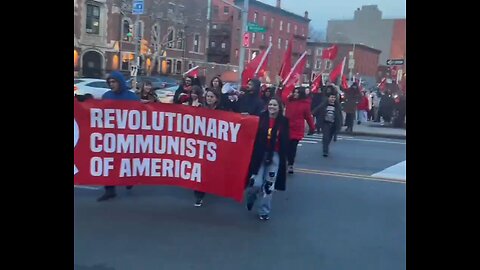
xmin=283 ymin=51 xmax=307 ymax=84
xmin=254 ymin=43 xmax=272 ymax=77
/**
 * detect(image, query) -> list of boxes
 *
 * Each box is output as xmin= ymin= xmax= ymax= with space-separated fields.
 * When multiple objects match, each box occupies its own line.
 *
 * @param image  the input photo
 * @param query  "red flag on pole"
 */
xmin=278 ymin=39 xmax=292 ymax=82
xmin=310 ymin=73 xmax=323 ymax=94
xmin=322 ymin=45 xmax=338 ymax=60
xmin=184 ymin=66 xmax=199 ymax=78
xmin=241 ymin=43 xmax=272 ymax=86
xmin=281 ymin=51 xmax=308 ymax=100
xmin=341 ymin=75 xmax=349 ymax=89
xmin=329 ymin=57 xmax=346 ymax=84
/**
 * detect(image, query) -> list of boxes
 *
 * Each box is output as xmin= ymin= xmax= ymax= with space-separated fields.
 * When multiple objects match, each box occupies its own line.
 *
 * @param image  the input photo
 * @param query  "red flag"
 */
xmin=242 ymin=44 xmax=272 ymax=86
xmin=184 ymin=66 xmax=199 ymax=78
xmin=322 ymin=45 xmax=338 ymax=60
xmin=282 ymin=51 xmax=308 ymax=100
xmin=310 ymin=73 xmax=323 ymax=93
xmin=341 ymin=75 xmax=349 ymax=89
xmin=329 ymin=57 xmax=346 ymax=83
xmin=278 ymin=40 xmax=292 ymax=81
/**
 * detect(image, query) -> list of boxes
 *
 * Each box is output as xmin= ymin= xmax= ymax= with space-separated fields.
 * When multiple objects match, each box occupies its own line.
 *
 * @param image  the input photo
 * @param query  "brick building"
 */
xmin=305 ymin=42 xmax=381 ymax=87
xmin=206 ymin=0 xmax=309 ymax=83
xmin=74 ymin=0 xmax=208 ymax=79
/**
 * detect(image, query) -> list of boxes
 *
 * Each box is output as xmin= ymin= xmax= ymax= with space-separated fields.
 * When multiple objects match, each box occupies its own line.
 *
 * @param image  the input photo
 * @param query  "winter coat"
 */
xmin=312 ymin=100 xmax=344 ymax=133
xmin=284 ymin=98 xmax=315 ymax=140
xmin=232 ymin=78 xmax=264 ymax=116
xmin=102 ymin=71 xmax=139 ymax=101
xmin=248 ymin=111 xmax=290 ymax=191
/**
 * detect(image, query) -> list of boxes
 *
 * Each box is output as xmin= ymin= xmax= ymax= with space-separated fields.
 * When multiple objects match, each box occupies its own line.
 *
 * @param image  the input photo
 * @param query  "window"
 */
xmin=303 ymin=74 xmax=308 ymax=83
xmin=212 ymin=24 xmax=217 ymax=29
xmin=252 ymin=33 xmax=256 ymax=44
xmin=280 ymin=20 xmax=283 ymax=31
xmin=151 ymin=24 xmax=160 ymax=47
xmin=166 ymin=59 xmax=172 ymax=74
xmin=213 ymin=5 xmax=219 ymax=18
xmin=269 ymin=35 xmax=272 ymax=44
xmin=167 ymin=27 xmax=175 ymax=48
xmin=176 ymin=30 xmax=184 ymax=49
xmin=263 ymin=15 xmax=266 ymax=26
xmin=262 ymin=34 xmax=265 ymax=41
xmin=287 ymin=22 xmax=290 ymax=33
xmin=224 ymin=6 xmax=229 ymax=14
xmin=294 ymin=25 xmax=297 ymax=35
xmin=317 ymin=48 xmax=322 ymax=56
xmin=235 ymin=49 xmax=239 ymax=58
xmin=168 ymin=3 xmax=174 ymax=14
xmin=270 ymin=18 xmax=275 ymax=29
xmin=211 ymin=41 xmax=216 ymax=47
xmin=86 ymin=4 xmax=100 ymax=34
xmin=176 ymin=60 xmax=182 ymax=74
xmin=278 ymin=38 xmax=282 ymax=49
xmin=325 ymin=60 xmax=332 ymax=70
xmin=306 ymin=61 xmax=310 ymax=68
xmin=221 ymin=42 xmax=226 ymax=49
xmin=285 ymin=39 xmax=289 ymax=50
xmin=86 ymin=81 xmax=109 ymax=88
xmin=254 ymin=12 xmax=258 ymax=23
xmin=302 ymin=27 xmax=305 ymax=36
xmin=137 ymin=21 xmax=144 ymax=39
xmin=315 ymin=60 xmax=322 ymax=69
xmin=193 ymin=34 xmax=200 ymax=52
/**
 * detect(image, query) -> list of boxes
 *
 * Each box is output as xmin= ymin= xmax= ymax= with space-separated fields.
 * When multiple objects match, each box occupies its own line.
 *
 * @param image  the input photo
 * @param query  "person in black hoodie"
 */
xmin=173 ymin=76 xmax=201 ymax=104
xmin=312 ymin=92 xmax=343 ymax=157
xmin=245 ymin=97 xmax=290 ymax=221
xmin=232 ymin=78 xmax=264 ymax=116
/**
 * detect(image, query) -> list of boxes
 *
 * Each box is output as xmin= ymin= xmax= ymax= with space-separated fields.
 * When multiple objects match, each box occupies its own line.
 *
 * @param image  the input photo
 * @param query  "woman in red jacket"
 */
xmin=283 ymin=86 xmax=315 ymax=174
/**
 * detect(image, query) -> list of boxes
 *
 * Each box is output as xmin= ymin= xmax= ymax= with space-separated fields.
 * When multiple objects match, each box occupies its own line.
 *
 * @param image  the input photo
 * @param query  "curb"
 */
xmin=338 ymin=131 xmax=406 ymax=140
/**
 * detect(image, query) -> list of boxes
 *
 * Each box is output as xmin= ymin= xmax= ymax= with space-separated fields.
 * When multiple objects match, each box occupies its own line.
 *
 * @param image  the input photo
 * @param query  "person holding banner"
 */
xmin=189 ymin=85 xmax=204 ymax=107
xmin=246 ymin=97 xmax=290 ymax=221
xmin=173 ymin=76 xmax=195 ymax=104
xmin=191 ymin=88 xmax=225 ymax=207
xmin=137 ymin=80 xmax=159 ymax=103
xmin=97 ymin=71 xmax=140 ymax=202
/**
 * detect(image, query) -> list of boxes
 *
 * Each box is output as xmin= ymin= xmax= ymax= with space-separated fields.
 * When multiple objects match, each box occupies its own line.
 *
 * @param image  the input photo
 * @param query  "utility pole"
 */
xmin=238 ymin=0 xmax=249 ymax=83
xmin=132 ymin=0 xmax=144 ymax=87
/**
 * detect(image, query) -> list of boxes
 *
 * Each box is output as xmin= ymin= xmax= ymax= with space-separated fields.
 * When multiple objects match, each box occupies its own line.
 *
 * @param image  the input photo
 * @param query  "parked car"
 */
xmin=74 ymin=78 xmax=134 ymax=99
xmin=155 ymin=85 xmax=178 ymax=103
xmin=126 ymin=76 xmax=178 ymax=90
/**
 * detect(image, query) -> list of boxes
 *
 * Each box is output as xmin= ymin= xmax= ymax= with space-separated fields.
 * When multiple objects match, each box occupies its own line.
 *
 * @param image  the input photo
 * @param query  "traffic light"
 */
xmin=243 ymin=33 xmax=250 ymax=47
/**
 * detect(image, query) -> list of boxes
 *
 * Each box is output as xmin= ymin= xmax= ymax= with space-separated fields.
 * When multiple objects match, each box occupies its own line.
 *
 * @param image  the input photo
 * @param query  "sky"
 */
xmin=260 ymin=0 xmax=406 ymax=33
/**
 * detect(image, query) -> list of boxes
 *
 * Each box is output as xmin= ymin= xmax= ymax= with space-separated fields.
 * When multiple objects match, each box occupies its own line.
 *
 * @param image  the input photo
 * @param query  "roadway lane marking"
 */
xmin=74 ymin=185 xmax=100 ymax=190
xmin=299 ymin=140 xmax=318 ymax=144
xmin=295 ymin=168 xmax=406 ymax=184
xmin=372 ymin=160 xmax=406 ymax=180
xmin=342 ymin=138 xmax=406 ymax=144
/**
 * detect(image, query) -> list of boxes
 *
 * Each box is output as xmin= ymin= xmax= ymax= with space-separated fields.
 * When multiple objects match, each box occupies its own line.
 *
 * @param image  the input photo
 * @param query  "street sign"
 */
xmin=130 ymin=65 xmax=138 ymax=77
xmin=132 ymin=0 xmax=144 ymax=15
xmin=247 ymin=22 xmax=266 ymax=33
xmin=386 ymin=59 xmax=404 ymax=66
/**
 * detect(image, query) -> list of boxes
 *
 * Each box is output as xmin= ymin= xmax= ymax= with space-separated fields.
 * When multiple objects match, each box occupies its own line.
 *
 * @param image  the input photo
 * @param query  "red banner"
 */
xmin=74 ymin=99 xmax=259 ymax=202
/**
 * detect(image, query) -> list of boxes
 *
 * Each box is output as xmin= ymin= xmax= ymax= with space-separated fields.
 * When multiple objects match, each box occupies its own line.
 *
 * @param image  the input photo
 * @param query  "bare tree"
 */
xmin=308 ymin=25 xmax=325 ymax=42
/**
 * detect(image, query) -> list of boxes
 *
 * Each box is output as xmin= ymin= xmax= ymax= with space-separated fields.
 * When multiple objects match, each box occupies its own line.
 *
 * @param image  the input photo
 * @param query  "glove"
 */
xmin=248 ymin=175 xmax=256 ymax=187
xmin=264 ymin=180 xmax=274 ymax=195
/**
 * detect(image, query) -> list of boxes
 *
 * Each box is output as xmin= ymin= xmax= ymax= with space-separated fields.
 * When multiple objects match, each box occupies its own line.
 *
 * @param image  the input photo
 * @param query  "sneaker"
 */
xmin=126 ymin=185 xmax=133 ymax=190
xmin=287 ymin=165 xmax=294 ymax=174
xmin=323 ymin=153 xmax=328 ymax=157
xmin=259 ymin=214 xmax=270 ymax=221
xmin=97 ymin=192 xmax=116 ymax=202
xmin=194 ymin=199 xmax=203 ymax=207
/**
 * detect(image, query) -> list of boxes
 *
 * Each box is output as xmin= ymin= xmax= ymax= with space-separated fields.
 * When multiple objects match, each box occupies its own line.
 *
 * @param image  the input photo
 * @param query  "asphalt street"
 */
xmin=74 ymin=135 xmax=406 ymax=270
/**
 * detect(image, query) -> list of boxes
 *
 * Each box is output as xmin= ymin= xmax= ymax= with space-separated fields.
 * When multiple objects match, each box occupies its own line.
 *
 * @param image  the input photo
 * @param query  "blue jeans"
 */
xmin=246 ymin=152 xmax=280 ymax=215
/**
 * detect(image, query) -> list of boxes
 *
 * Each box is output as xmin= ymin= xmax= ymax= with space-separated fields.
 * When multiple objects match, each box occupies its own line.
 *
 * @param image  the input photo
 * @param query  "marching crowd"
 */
xmin=75 ymin=70 xmax=395 ymax=221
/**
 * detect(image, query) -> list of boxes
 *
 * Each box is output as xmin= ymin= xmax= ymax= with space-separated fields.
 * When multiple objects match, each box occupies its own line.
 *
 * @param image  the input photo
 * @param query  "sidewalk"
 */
xmin=338 ymin=120 xmax=406 ymax=139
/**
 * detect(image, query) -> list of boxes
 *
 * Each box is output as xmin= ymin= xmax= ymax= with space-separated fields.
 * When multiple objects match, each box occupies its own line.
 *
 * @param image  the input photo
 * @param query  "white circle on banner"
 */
xmin=74 ymin=118 xmax=79 ymax=175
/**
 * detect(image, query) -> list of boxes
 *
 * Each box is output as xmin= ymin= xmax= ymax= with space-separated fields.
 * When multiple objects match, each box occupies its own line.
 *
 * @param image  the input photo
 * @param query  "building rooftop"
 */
xmin=235 ymin=0 xmax=311 ymax=23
